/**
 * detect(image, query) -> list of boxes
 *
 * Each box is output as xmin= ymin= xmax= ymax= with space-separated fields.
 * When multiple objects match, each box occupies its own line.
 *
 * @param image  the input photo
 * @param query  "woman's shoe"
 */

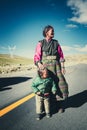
xmin=58 ymin=108 xmax=64 ymax=113
xmin=46 ymin=113 xmax=51 ymax=118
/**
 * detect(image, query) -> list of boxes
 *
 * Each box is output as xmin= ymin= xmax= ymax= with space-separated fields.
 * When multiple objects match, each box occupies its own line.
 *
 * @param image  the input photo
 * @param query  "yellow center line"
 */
xmin=0 ymin=93 xmax=35 ymax=117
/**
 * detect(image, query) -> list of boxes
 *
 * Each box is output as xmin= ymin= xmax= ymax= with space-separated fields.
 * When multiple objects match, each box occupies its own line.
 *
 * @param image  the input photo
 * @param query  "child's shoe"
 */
xmin=36 ymin=114 xmax=41 ymax=120
xmin=46 ymin=113 xmax=51 ymax=118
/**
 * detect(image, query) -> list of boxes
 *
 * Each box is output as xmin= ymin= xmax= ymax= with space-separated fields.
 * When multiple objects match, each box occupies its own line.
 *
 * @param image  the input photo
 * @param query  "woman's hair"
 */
xmin=43 ymin=25 xmax=54 ymax=37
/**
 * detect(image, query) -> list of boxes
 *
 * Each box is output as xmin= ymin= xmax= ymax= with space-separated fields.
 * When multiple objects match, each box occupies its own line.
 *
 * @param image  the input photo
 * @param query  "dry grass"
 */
xmin=0 ymin=54 xmax=34 ymax=74
xmin=0 ymin=54 xmax=33 ymax=66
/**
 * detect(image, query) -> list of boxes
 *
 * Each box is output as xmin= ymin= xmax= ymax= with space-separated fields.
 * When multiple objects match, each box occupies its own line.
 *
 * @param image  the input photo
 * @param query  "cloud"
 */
xmin=61 ymin=45 xmax=73 ymax=51
xmin=75 ymin=44 xmax=87 ymax=52
xmin=67 ymin=0 xmax=87 ymax=24
xmin=63 ymin=29 xmax=71 ymax=32
xmin=61 ymin=44 xmax=87 ymax=55
xmin=0 ymin=45 xmax=16 ymax=50
xmin=66 ymin=24 xmax=78 ymax=28
xmin=46 ymin=0 xmax=57 ymax=9
xmin=0 ymin=46 xmax=7 ymax=50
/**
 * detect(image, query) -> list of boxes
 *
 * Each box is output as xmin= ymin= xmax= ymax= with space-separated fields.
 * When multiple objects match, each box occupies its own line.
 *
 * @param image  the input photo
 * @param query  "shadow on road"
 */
xmin=66 ymin=90 xmax=87 ymax=108
xmin=51 ymin=90 xmax=87 ymax=115
xmin=0 ymin=77 xmax=32 ymax=91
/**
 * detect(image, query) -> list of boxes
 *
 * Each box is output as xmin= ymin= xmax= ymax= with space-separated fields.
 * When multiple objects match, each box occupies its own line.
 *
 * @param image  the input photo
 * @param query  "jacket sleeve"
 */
xmin=31 ymin=77 xmax=40 ymax=94
xmin=57 ymin=44 xmax=65 ymax=62
xmin=51 ymin=80 xmax=57 ymax=93
xmin=34 ymin=42 xmax=42 ymax=66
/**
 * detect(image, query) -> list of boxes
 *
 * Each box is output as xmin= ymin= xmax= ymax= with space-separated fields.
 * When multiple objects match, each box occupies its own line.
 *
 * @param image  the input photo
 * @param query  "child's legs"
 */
xmin=36 ymin=95 xmax=43 ymax=114
xmin=44 ymin=96 xmax=50 ymax=114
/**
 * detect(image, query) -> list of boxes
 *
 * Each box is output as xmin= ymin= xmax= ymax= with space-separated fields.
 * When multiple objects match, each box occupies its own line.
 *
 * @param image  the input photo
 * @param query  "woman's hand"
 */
xmin=61 ymin=62 xmax=66 ymax=75
xmin=38 ymin=62 xmax=45 ymax=70
xmin=61 ymin=67 xmax=66 ymax=75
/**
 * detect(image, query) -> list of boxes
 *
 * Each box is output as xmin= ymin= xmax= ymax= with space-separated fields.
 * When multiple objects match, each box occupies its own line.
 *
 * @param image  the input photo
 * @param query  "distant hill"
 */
xmin=0 ymin=54 xmax=34 ymax=74
xmin=0 ymin=53 xmax=87 ymax=67
xmin=0 ymin=54 xmax=33 ymax=66
xmin=0 ymin=53 xmax=87 ymax=74
xmin=65 ymin=54 xmax=87 ymax=66
xmin=0 ymin=54 xmax=87 ymax=67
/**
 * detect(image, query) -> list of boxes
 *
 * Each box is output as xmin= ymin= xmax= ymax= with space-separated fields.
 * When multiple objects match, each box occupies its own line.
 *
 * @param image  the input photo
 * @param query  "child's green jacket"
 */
xmin=31 ymin=75 xmax=57 ymax=94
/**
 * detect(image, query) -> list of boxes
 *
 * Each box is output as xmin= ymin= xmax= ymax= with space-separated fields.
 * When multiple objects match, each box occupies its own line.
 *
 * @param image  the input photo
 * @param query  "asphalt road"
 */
xmin=0 ymin=64 xmax=87 ymax=130
xmin=0 ymin=69 xmax=36 ymax=109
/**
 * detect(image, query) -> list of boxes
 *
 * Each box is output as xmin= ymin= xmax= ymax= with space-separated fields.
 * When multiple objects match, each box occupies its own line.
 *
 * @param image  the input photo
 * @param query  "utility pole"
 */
xmin=8 ymin=45 xmax=16 ymax=58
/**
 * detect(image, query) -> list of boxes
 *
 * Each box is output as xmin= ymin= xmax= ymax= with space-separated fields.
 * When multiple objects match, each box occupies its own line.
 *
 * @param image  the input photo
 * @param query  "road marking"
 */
xmin=0 ymin=93 xmax=35 ymax=117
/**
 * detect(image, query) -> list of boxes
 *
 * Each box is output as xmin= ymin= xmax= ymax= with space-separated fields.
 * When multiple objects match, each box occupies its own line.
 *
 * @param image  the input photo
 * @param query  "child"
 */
xmin=31 ymin=68 xmax=57 ymax=120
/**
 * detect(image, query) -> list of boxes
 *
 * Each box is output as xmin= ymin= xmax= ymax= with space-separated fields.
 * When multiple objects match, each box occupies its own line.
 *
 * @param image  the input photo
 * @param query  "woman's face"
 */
xmin=46 ymin=28 xmax=54 ymax=38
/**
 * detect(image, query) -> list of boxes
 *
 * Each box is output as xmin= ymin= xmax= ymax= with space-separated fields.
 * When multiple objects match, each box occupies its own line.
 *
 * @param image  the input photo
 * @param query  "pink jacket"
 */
xmin=34 ymin=41 xmax=65 ymax=64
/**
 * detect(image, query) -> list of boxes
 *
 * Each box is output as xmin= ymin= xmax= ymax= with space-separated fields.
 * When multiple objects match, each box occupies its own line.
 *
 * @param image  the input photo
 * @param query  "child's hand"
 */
xmin=53 ymin=91 xmax=56 ymax=95
xmin=36 ymin=91 xmax=41 ymax=95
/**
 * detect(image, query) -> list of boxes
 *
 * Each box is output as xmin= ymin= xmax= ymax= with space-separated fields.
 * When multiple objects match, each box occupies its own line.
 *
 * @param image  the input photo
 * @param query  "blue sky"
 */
xmin=0 ymin=0 xmax=87 ymax=58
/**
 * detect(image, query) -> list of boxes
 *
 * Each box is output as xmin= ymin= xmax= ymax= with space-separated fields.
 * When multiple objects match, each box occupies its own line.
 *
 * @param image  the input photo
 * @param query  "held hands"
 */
xmin=38 ymin=62 xmax=45 ymax=70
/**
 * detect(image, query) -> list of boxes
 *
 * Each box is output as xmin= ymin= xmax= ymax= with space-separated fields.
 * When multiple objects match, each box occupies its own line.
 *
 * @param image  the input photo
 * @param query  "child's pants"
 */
xmin=35 ymin=94 xmax=50 ymax=114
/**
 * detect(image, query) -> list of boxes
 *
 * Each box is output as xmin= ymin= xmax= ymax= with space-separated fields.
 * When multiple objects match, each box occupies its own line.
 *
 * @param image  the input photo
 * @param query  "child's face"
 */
xmin=41 ymin=69 xmax=48 ymax=79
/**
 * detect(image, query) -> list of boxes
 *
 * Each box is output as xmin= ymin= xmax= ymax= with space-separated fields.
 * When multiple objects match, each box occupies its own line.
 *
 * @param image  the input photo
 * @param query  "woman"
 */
xmin=34 ymin=25 xmax=68 ymax=113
